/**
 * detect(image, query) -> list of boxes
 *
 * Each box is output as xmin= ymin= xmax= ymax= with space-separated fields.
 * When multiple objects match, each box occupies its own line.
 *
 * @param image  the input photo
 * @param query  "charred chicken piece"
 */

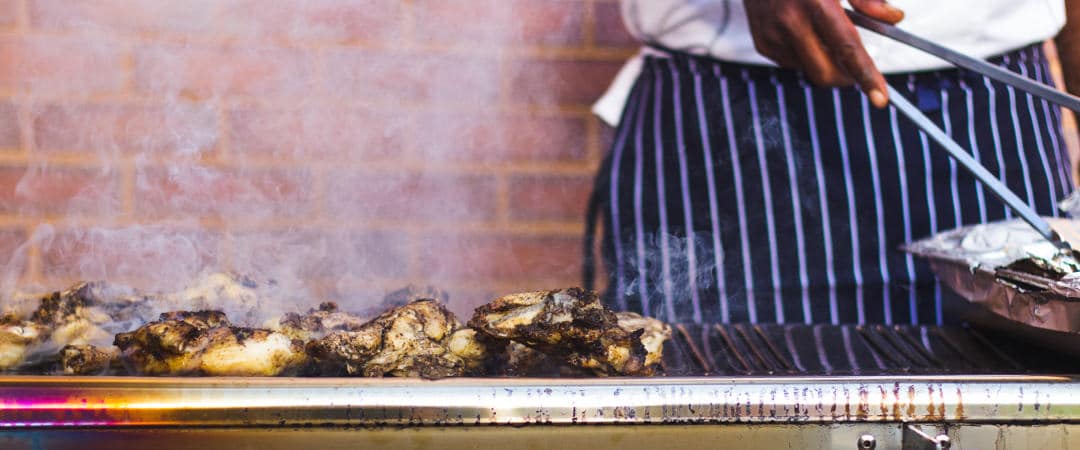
xmin=274 ymin=302 xmax=367 ymax=342
xmin=496 ymin=341 xmax=561 ymax=376
xmin=615 ymin=312 xmax=671 ymax=368
xmin=307 ymin=300 xmax=487 ymax=379
xmin=60 ymin=344 xmax=119 ymax=375
xmin=114 ymin=310 xmax=307 ymax=376
xmin=494 ymin=314 xmax=669 ymax=377
xmin=0 ymin=315 xmax=45 ymax=371
xmin=469 ymin=288 xmax=658 ymax=376
xmin=0 ymin=282 xmax=156 ymax=371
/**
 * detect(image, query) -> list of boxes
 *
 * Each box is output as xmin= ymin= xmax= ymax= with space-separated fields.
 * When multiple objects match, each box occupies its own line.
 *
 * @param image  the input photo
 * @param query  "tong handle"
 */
xmin=845 ymin=9 xmax=1080 ymax=114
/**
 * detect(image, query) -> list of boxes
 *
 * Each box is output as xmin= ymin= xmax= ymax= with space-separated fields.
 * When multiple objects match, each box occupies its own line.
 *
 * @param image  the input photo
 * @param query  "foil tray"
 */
xmin=905 ymin=218 xmax=1080 ymax=351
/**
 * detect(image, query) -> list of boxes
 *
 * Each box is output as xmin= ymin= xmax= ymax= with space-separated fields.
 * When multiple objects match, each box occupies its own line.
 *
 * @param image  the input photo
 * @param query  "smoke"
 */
xmin=1 ymin=1 xmax=590 ymax=324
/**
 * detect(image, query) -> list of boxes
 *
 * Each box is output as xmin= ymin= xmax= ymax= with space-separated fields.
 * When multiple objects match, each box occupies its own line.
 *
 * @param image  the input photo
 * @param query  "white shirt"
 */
xmin=595 ymin=0 xmax=1067 ymax=125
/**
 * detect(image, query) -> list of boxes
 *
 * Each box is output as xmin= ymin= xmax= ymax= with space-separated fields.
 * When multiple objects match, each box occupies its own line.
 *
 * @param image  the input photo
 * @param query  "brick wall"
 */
xmin=0 ymin=0 xmax=636 ymax=316
xmin=0 ymin=0 xmax=1075 ymax=318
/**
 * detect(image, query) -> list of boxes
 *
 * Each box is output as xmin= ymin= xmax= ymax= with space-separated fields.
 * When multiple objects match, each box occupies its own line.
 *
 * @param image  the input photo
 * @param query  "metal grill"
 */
xmin=661 ymin=324 xmax=1067 ymax=376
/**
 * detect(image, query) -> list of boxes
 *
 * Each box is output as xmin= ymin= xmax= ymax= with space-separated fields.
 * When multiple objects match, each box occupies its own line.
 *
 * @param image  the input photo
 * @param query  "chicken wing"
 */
xmin=307 ymin=300 xmax=487 ymax=379
xmin=114 ymin=310 xmax=307 ymax=376
xmin=469 ymin=288 xmax=661 ymax=376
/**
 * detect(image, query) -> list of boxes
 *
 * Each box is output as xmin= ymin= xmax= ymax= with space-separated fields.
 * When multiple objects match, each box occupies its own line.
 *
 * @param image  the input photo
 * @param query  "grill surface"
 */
xmin=0 ymin=323 xmax=1077 ymax=433
xmin=662 ymin=324 xmax=1070 ymax=376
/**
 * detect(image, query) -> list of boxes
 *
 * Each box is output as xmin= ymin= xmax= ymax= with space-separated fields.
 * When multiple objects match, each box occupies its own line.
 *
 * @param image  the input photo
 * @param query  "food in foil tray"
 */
xmin=0 ymin=275 xmax=671 ymax=378
xmin=906 ymin=218 xmax=1080 ymax=296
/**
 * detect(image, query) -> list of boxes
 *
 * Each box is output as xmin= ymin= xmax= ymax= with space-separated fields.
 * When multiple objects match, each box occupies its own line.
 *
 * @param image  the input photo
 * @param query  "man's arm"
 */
xmin=1057 ymin=0 xmax=1080 ymax=98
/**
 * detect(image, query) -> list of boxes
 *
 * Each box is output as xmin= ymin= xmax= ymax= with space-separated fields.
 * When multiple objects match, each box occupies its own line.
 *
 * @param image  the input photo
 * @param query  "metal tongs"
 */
xmin=846 ymin=9 xmax=1080 ymax=255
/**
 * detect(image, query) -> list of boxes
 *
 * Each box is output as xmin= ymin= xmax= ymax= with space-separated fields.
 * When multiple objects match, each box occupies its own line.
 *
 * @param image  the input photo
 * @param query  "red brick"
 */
xmin=0 ymin=101 xmax=18 ymax=149
xmin=217 ymin=0 xmax=402 ymax=44
xmin=0 ymin=36 xmax=127 ymax=95
xmin=33 ymin=103 xmax=218 ymax=155
xmin=29 ymin=0 xmax=215 ymax=35
xmin=39 ymin=227 xmax=221 ymax=286
xmin=507 ymin=174 xmax=592 ymax=221
xmin=508 ymin=58 xmax=623 ymax=106
xmin=593 ymin=1 xmax=638 ymax=48
xmin=413 ymin=0 xmax=584 ymax=47
xmin=228 ymin=108 xmax=406 ymax=161
xmin=0 ymin=0 xmax=15 ymax=28
xmin=134 ymin=166 xmax=312 ymax=219
xmin=324 ymin=171 xmax=498 ymax=223
xmin=0 ymin=228 xmax=27 ymax=278
xmin=416 ymin=234 xmax=582 ymax=283
xmin=0 ymin=166 xmax=119 ymax=215
xmin=134 ymin=44 xmax=316 ymax=99
xmin=319 ymin=49 xmax=501 ymax=105
xmin=230 ymin=230 xmax=409 ymax=282
xmin=413 ymin=113 xmax=587 ymax=163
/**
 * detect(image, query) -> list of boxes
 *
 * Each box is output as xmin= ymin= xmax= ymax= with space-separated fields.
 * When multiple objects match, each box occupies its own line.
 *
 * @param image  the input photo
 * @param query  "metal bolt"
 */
xmin=857 ymin=434 xmax=877 ymax=450
xmin=935 ymin=434 xmax=952 ymax=449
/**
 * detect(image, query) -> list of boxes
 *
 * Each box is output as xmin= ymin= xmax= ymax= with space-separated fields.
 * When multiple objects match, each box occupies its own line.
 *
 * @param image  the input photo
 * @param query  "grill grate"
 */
xmin=661 ymin=324 xmax=1068 ymax=376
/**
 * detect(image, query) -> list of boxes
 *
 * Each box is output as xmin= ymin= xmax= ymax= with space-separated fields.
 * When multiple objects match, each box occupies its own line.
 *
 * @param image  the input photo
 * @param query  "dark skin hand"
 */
xmin=744 ymin=0 xmax=904 ymax=108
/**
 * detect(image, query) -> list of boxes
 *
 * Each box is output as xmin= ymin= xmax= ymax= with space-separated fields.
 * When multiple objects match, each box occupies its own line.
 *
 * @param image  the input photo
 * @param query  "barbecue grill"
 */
xmin=4 ymin=10 xmax=1080 ymax=450
xmin=2 ymin=323 xmax=1078 ymax=449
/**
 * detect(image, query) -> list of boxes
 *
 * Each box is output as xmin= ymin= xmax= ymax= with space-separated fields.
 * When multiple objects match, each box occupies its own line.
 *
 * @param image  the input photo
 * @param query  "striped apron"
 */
xmin=586 ymin=44 xmax=1073 ymax=326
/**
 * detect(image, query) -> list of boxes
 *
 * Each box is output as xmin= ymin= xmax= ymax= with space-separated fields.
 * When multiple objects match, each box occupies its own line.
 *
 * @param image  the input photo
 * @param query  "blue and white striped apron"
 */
xmin=585 ymin=44 xmax=1073 ymax=325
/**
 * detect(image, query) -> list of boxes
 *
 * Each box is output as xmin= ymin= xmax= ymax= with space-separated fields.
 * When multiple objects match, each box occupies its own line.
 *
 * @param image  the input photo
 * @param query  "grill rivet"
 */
xmin=857 ymin=434 xmax=876 ymax=449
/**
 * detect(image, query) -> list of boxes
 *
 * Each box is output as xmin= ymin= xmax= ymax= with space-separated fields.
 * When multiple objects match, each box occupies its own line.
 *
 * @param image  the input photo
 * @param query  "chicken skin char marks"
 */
xmin=113 ymin=310 xmax=308 ymax=376
xmin=0 ymin=282 xmax=155 ymax=372
xmin=468 ymin=288 xmax=666 ymax=376
xmin=306 ymin=299 xmax=488 ymax=379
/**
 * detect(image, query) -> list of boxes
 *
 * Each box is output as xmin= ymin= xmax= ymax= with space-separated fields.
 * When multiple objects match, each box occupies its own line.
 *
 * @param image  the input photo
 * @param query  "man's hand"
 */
xmin=744 ymin=0 xmax=904 ymax=108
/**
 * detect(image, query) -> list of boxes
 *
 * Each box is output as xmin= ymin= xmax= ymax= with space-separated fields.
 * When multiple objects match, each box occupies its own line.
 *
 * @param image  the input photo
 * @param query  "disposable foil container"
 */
xmin=905 ymin=219 xmax=1080 ymax=336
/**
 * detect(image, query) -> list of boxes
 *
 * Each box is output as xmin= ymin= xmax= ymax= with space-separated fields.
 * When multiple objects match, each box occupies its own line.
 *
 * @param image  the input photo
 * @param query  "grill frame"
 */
xmin=1 ymin=375 xmax=1078 ymax=428
xmin=1 ymin=324 xmax=1078 ymax=430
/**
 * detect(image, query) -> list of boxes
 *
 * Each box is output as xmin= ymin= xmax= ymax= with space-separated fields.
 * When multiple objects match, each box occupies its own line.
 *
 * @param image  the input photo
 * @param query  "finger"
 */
xmin=781 ymin=15 xmax=853 ymax=86
xmin=812 ymin=3 xmax=889 ymax=107
xmin=849 ymin=0 xmax=905 ymax=24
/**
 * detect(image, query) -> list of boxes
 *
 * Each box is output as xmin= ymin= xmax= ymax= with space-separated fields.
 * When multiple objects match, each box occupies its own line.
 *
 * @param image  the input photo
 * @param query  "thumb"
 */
xmin=849 ymin=0 xmax=905 ymax=24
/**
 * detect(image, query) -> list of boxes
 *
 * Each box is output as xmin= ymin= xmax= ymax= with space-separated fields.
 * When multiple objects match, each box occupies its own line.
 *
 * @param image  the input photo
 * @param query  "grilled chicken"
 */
xmin=307 ymin=300 xmax=487 ymax=379
xmin=0 ymin=282 xmax=155 ymax=371
xmin=60 ymin=344 xmax=119 ymax=375
xmin=273 ymin=302 xmax=367 ymax=342
xmin=469 ymin=288 xmax=661 ymax=376
xmin=615 ymin=312 xmax=671 ymax=368
xmin=0 ymin=315 xmax=45 ymax=370
xmin=114 ymin=310 xmax=307 ymax=376
xmin=491 ymin=313 xmax=669 ymax=376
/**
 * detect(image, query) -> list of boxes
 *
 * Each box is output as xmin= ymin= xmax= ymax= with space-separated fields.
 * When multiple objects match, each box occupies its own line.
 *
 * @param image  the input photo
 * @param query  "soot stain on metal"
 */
xmin=907 ymin=385 xmax=917 ymax=417
xmin=856 ymin=385 xmax=869 ymax=420
xmin=892 ymin=383 xmax=902 ymax=420
xmin=955 ymin=387 xmax=965 ymax=419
